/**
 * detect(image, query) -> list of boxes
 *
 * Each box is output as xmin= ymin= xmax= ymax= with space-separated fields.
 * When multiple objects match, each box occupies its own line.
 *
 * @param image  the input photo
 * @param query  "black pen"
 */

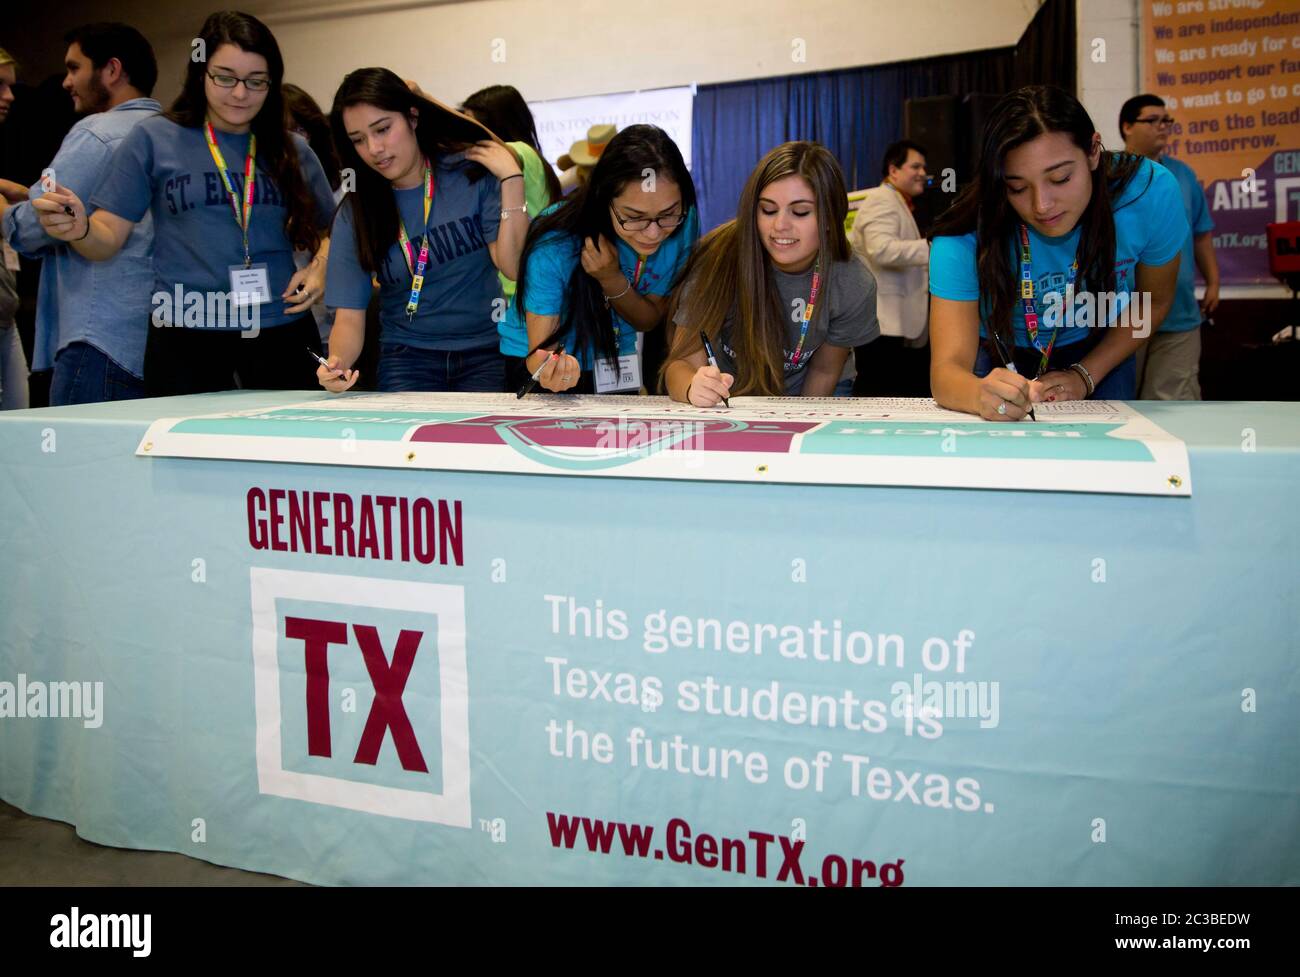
xmin=516 ymin=344 xmax=564 ymax=399
xmin=989 ymin=330 xmax=1036 ymax=422
xmin=307 ymin=347 xmax=346 ymax=378
xmin=698 ymin=331 xmax=730 ymax=408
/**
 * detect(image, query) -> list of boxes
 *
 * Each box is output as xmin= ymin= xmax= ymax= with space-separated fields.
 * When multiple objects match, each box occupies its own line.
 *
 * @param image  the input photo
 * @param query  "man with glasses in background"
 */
xmin=1120 ymin=94 xmax=1220 ymax=400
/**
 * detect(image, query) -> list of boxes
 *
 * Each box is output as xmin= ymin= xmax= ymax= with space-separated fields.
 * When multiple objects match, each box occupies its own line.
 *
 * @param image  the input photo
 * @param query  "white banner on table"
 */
xmin=136 ymin=394 xmax=1192 ymax=497
xmin=529 ymin=86 xmax=693 ymax=170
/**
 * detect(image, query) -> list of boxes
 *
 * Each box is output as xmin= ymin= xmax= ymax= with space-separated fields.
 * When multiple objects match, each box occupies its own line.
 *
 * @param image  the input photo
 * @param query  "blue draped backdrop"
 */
xmin=689 ymin=48 xmax=1015 ymax=232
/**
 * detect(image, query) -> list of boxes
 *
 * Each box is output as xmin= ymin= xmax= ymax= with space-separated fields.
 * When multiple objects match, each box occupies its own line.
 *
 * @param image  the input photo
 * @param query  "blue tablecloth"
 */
xmin=1 ymin=393 xmax=1297 ymax=885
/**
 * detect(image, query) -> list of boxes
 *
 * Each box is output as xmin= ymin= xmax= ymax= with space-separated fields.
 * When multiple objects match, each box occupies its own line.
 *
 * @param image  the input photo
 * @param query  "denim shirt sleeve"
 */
xmin=3 ymin=125 xmax=114 ymax=259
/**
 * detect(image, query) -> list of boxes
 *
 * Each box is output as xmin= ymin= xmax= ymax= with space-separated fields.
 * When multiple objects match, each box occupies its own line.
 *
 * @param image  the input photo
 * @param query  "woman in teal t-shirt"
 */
xmin=500 ymin=124 xmax=697 ymax=395
xmin=929 ymin=85 xmax=1187 ymax=420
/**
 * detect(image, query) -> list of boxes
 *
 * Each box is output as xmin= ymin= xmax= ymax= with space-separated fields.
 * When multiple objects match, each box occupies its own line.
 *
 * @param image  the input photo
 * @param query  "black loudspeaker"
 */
xmin=905 ymin=96 xmax=958 ymax=235
xmin=905 ymin=93 xmax=1005 ymax=234
xmin=959 ymin=93 xmax=1002 ymax=181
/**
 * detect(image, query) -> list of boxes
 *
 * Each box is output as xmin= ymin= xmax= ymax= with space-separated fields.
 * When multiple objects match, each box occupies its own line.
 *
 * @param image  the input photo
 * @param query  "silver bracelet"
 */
xmin=500 ymin=203 xmax=528 ymax=220
xmin=602 ymin=278 xmax=631 ymax=306
xmin=1068 ymin=362 xmax=1095 ymax=397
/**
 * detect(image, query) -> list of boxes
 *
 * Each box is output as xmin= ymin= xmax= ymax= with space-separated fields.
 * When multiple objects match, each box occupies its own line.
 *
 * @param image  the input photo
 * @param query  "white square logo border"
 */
xmin=250 ymin=567 xmax=470 ymax=826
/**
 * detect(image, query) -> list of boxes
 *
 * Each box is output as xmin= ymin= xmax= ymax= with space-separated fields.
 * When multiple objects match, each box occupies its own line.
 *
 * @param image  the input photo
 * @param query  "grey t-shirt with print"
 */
xmin=679 ymin=253 xmax=879 ymax=395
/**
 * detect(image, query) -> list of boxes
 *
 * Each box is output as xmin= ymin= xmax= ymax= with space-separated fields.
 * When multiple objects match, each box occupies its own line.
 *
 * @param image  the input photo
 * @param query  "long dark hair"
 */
xmin=515 ymin=124 xmax=697 ymax=368
xmin=930 ymin=85 xmax=1148 ymax=354
xmin=330 ymin=67 xmax=497 ymax=274
xmin=462 ymin=84 xmax=561 ymax=203
xmin=282 ymin=83 xmax=339 ymax=191
xmin=665 ymin=141 xmax=850 ymax=396
xmin=165 ymin=11 xmax=321 ymax=253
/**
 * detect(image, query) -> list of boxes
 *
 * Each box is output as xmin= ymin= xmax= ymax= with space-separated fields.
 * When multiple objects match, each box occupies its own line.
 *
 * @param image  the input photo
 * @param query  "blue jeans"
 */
xmin=378 ymin=343 xmax=504 ymax=393
xmin=973 ymin=346 xmax=1136 ymax=400
xmin=51 ymin=342 xmax=146 ymax=406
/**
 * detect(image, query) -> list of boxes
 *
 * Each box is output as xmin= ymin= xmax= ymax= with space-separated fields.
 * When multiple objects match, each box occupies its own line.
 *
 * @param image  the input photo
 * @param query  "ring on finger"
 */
xmin=996 ymin=401 xmax=1007 ymax=415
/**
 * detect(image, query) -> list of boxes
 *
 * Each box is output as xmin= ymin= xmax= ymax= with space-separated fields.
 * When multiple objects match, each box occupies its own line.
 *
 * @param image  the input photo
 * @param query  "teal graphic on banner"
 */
xmin=804 ymin=422 xmax=1154 ymax=461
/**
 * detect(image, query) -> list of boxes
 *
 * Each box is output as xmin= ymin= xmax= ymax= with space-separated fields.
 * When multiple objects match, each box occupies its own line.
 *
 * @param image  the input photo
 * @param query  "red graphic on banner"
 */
xmin=285 ymin=615 xmax=428 ymax=773
xmin=409 ymin=415 xmax=818 ymax=453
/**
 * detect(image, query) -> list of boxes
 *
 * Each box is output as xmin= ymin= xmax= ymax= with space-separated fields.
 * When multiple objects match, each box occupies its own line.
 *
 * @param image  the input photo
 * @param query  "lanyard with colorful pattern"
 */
xmin=789 ymin=259 xmax=822 ymax=366
xmin=1018 ymin=224 xmax=1077 ymax=376
xmin=204 ymin=121 xmax=256 ymax=267
xmin=396 ymin=159 xmax=435 ymax=318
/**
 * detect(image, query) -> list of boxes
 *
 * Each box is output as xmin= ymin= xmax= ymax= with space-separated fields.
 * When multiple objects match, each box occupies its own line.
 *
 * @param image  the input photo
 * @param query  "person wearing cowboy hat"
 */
xmin=557 ymin=123 xmax=617 ymax=193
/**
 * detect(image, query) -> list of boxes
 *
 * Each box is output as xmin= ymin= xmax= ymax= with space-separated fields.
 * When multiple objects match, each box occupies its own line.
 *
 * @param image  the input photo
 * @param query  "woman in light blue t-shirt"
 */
xmin=500 ymin=124 xmax=698 ymax=396
xmin=929 ymin=85 xmax=1187 ymax=420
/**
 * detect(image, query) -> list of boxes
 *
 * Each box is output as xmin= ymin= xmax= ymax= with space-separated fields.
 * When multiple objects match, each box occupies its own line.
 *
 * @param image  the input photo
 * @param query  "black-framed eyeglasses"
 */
xmin=1134 ymin=115 xmax=1175 ymax=129
xmin=610 ymin=206 xmax=686 ymax=231
xmin=206 ymin=71 xmax=270 ymax=93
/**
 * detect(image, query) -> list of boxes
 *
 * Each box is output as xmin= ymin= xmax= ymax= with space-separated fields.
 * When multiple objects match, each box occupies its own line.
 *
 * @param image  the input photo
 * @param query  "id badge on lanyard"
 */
xmin=598 ymin=252 xmax=646 ymax=392
xmin=594 ymin=354 xmax=642 ymax=393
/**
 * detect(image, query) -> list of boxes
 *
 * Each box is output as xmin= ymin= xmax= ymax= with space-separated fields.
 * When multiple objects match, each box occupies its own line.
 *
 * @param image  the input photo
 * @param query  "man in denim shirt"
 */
xmin=0 ymin=23 xmax=160 ymax=404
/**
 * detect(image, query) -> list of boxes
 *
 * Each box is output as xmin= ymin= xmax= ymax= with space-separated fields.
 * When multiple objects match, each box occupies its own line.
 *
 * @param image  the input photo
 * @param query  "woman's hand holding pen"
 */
xmin=529 ymin=348 xmax=581 ymax=393
xmin=317 ymin=354 xmax=358 ymax=393
xmin=686 ymin=364 xmax=733 ymax=407
xmin=1031 ymin=369 xmax=1087 ymax=404
xmin=977 ymin=367 xmax=1033 ymax=421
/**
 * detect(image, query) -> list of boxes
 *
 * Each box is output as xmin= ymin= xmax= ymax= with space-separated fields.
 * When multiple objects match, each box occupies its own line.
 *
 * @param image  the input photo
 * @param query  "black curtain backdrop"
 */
xmin=690 ymin=0 xmax=1077 ymax=231
xmin=1014 ymin=0 xmax=1078 ymax=94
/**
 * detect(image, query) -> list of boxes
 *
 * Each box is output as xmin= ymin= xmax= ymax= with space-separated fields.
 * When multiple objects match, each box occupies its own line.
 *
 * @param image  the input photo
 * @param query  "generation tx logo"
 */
xmin=249 ymin=568 xmax=470 ymax=826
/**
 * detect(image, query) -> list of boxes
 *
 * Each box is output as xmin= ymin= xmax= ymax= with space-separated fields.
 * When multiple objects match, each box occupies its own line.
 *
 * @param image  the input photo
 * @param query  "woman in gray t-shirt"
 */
xmin=665 ymin=141 xmax=879 ymax=404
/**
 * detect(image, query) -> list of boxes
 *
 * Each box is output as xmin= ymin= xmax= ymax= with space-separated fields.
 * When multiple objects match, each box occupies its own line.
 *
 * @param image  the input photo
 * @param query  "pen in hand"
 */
xmin=307 ymin=347 xmax=346 ymax=379
xmin=989 ymin=330 xmax=1036 ymax=422
xmin=516 ymin=344 xmax=565 ymax=399
xmin=698 ymin=331 xmax=730 ymax=408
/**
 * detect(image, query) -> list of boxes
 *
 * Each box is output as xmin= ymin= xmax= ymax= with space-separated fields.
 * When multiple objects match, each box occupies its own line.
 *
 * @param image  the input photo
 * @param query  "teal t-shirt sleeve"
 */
xmin=323 ymin=198 xmax=374 ymax=310
xmin=520 ymin=233 xmax=572 ymax=317
xmin=89 ymin=122 xmax=154 ymax=223
xmin=1133 ymin=163 xmax=1187 ymax=267
xmin=929 ymin=232 xmax=980 ymax=300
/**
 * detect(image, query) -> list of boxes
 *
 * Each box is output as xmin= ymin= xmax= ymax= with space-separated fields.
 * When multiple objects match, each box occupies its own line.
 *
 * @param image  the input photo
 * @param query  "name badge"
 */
xmin=594 ymin=353 xmax=642 ymax=394
xmin=2 ymin=241 xmax=19 ymax=273
xmin=228 ymin=263 xmax=271 ymax=306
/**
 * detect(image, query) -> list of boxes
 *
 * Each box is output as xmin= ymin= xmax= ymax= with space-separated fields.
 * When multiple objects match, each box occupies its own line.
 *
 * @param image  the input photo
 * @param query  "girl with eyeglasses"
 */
xmin=499 ymin=124 xmax=698 ymax=395
xmin=319 ymin=68 xmax=526 ymax=393
xmin=663 ymin=141 xmax=878 ymax=404
xmin=928 ymin=85 xmax=1187 ymax=420
xmin=33 ymin=11 xmax=338 ymax=395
